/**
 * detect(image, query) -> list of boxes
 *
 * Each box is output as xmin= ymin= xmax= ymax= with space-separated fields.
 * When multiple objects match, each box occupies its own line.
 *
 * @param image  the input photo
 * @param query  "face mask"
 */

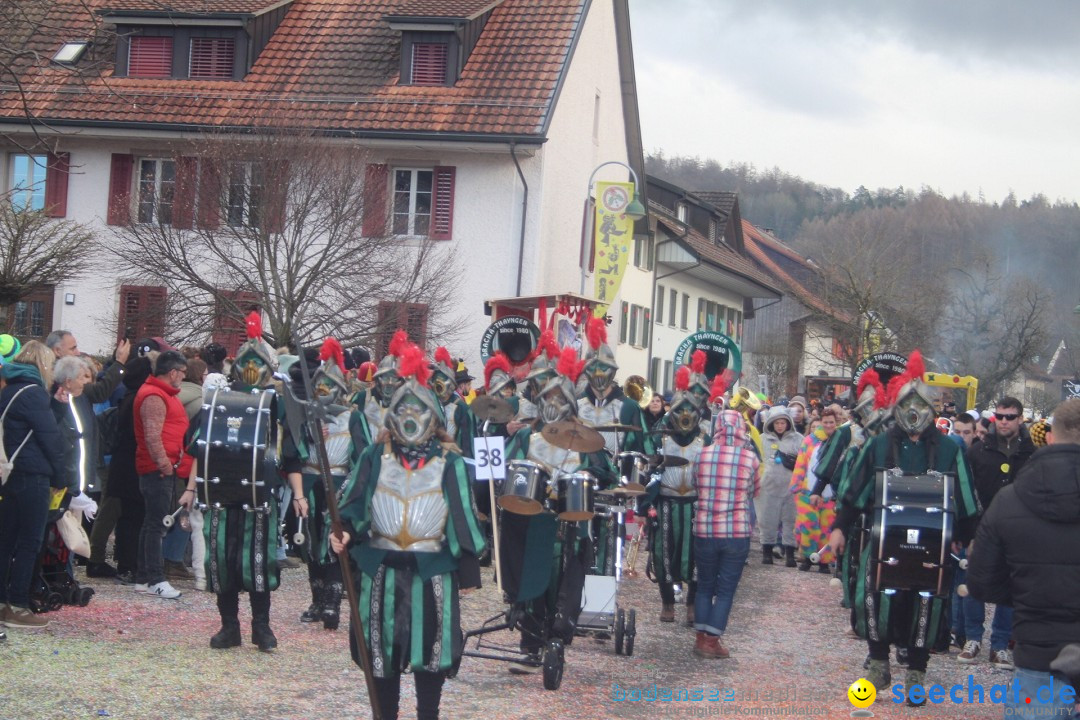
xmin=671 ymin=402 xmax=700 ymax=434
xmin=387 ymin=393 xmax=435 ymax=446
xmin=895 ymin=394 xmax=933 ymax=435
xmin=431 ymin=371 xmax=456 ymax=405
xmin=587 ymin=361 xmax=616 ymax=395
xmin=375 ymin=374 xmax=401 ymax=407
xmin=539 ymin=389 xmax=573 ymax=424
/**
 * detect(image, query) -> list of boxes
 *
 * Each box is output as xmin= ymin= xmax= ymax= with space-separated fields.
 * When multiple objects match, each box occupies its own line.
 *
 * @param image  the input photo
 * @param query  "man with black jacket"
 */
xmin=959 ymin=396 xmax=1035 ymax=670
xmin=968 ymin=399 xmax=1080 ymax=719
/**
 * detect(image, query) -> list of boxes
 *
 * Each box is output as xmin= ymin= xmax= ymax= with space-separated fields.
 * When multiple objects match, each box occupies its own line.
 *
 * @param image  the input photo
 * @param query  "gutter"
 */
xmin=510 ymin=142 xmax=529 ymax=297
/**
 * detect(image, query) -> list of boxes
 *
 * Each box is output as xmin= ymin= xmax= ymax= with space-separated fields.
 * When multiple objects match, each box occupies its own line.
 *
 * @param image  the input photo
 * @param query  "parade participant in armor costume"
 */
xmin=789 ymin=405 xmax=840 ymax=573
xmin=205 ymin=312 xmax=303 ymax=652
xmin=757 ymin=406 xmax=803 ymax=566
xmin=686 ymin=351 xmax=716 ymax=438
xmin=332 ymin=341 xmax=486 ymax=720
xmin=430 ymin=347 xmax=474 ymax=457
xmin=280 ymin=337 xmax=365 ymax=631
xmin=829 ymin=351 xmax=980 ymax=705
xmin=477 ymin=352 xmax=518 ymax=436
xmin=647 ymin=365 xmax=712 ymax=626
xmin=517 ymin=330 xmax=560 ymax=424
xmin=350 ymin=332 xmax=407 ymax=448
xmin=502 ymin=347 xmax=616 ymax=670
xmin=577 ymin=318 xmax=653 ymax=456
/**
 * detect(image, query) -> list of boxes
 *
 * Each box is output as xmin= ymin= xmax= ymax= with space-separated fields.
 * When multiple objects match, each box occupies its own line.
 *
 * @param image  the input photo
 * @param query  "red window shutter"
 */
xmin=362 ymin=164 xmax=389 ymax=237
xmin=44 ymin=152 xmax=70 ymax=218
xmin=212 ymin=289 xmax=261 ymax=354
xmin=264 ymin=160 xmax=287 ymax=234
xmin=411 ymin=43 xmax=448 ymax=86
xmin=128 ymin=36 xmax=173 ymax=77
xmin=107 ymin=153 xmax=134 ymax=226
xmin=197 ymin=160 xmax=221 ymax=229
xmin=375 ymin=301 xmax=397 ymax=358
xmin=406 ymin=303 xmax=429 ymax=347
xmin=118 ymin=284 xmax=168 ymax=340
xmin=172 ymin=156 xmax=197 ymax=230
xmin=431 ymin=166 xmax=455 ymax=241
xmin=189 ymin=37 xmax=234 ymax=79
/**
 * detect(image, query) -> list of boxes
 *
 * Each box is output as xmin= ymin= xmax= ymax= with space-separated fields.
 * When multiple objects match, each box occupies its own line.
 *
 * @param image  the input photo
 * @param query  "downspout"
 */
xmin=511 ymin=142 xmax=528 ymax=297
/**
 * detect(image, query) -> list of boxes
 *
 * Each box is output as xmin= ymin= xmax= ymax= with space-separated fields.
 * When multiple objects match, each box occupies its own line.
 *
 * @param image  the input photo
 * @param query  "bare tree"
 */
xmin=748 ymin=328 xmax=790 ymax=399
xmin=110 ymin=128 xmax=462 ymax=349
xmin=938 ymin=256 xmax=1050 ymax=405
xmin=0 ymin=200 xmax=97 ymax=329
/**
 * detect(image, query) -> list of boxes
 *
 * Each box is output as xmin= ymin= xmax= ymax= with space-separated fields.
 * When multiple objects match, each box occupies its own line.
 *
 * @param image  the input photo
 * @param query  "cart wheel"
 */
xmin=63 ymin=585 xmax=78 ymax=605
xmin=625 ymin=609 xmax=636 ymax=657
xmin=542 ymin=639 xmax=564 ymax=691
xmin=614 ymin=608 xmax=625 ymax=655
xmin=78 ymin=587 xmax=95 ymax=607
xmin=47 ymin=592 xmax=64 ymax=612
xmin=29 ymin=597 xmax=45 ymax=614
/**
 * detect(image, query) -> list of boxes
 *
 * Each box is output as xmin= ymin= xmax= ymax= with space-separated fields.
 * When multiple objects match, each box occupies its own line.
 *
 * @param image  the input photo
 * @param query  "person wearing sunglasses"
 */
xmin=959 ymin=396 xmax=1035 ymax=671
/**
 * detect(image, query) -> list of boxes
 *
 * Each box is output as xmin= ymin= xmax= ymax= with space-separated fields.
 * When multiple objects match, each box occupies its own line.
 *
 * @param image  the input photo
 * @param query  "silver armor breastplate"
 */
xmin=302 ymin=409 xmax=352 ymax=476
xmin=369 ymin=455 xmax=448 ymax=553
xmin=527 ymin=433 xmax=580 ymax=475
xmin=443 ymin=402 xmax=457 ymax=440
xmin=660 ymin=435 xmax=703 ymax=497
xmin=364 ymin=395 xmax=388 ymax=439
xmin=577 ymin=396 xmax=623 ymax=456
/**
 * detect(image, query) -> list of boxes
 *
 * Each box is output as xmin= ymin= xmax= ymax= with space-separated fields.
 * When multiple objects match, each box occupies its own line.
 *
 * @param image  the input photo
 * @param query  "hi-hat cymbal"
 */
xmin=652 ymin=454 xmax=690 ymax=468
xmin=541 ymin=421 xmax=605 ymax=454
xmin=591 ymin=423 xmax=642 ymax=433
xmin=471 ymin=395 xmax=515 ymax=424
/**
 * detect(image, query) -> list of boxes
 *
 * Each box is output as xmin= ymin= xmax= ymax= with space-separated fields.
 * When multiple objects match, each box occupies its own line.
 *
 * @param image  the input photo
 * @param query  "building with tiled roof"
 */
xmin=0 ymin=0 xmax=652 ymax=374
xmin=641 ymin=175 xmax=780 ymax=393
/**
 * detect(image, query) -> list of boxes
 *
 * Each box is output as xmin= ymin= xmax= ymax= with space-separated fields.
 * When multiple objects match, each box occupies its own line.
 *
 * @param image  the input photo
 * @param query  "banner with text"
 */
xmin=592 ymin=181 xmax=634 ymax=317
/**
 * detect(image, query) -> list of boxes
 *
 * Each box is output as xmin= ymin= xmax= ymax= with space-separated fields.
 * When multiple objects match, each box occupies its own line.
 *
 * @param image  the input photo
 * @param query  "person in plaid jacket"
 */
xmin=691 ymin=408 xmax=761 ymax=659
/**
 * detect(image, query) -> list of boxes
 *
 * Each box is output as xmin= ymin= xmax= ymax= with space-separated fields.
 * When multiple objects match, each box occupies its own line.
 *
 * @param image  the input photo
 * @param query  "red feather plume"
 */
xmin=556 ymin=346 xmax=585 ymax=384
xmin=856 ymin=368 xmax=881 ymax=400
xmin=399 ymin=342 xmax=431 ymax=387
xmin=586 ymin=316 xmax=607 ymax=350
xmin=674 ymin=366 xmax=691 ymax=392
xmin=388 ymin=329 xmax=409 ymax=358
xmin=539 ymin=329 xmax=560 ymax=360
xmin=245 ymin=311 xmax=262 ymax=340
xmin=709 ymin=372 xmax=731 ymax=403
xmin=690 ymin=349 xmax=707 ymax=375
xmin=434 ymin=346 xmax=453 ymax=368
xmin=484 ymin=352 xmax=512 ymax=390
xmin=905 ymin=349 xmax=926 ymax=380
xmin=319 ymin=337 xmax=346 ymax=374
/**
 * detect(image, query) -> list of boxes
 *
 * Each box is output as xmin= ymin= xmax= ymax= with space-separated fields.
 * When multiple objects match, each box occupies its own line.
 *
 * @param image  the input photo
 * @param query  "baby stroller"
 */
xmin=28 ymin=495 xmax=95 ymax=613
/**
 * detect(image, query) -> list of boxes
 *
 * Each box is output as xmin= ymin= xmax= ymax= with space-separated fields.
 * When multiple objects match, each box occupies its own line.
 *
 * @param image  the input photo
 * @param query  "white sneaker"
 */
xmin=990 ymin=648 xmax=1015 ymax=671
xmin=957 ymin=640 xmax=981 ymax=663
xmin=146 ymin=581 xmax=182 ymax=599
xmin=134 ymin=583 xmax=149 ymax=593
xmin=195 ymin=577 xmax=207 ymax=592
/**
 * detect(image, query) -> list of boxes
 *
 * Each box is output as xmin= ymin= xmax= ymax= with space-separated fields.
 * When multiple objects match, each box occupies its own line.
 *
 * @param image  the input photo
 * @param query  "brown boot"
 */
xmin=693 ymin=631 xmax=709 ymax=656
xmin=660 ymin=603 xmax=675 ymax=623
xmin=686 ymin=604 xmax=695 ymax=627
xmin=695 ymin=632 xmax=730 ymax=659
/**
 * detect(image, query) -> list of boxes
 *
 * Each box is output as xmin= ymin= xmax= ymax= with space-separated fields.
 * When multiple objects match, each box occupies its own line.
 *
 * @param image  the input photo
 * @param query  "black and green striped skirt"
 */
xmin=204 ymin=503 xmax=280 ymax=595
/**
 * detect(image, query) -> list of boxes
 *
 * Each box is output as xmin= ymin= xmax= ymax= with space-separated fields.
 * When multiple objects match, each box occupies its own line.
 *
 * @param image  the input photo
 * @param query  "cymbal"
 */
xmin=541 ymin=421 xmax=605 ymax=454
xmin=652 ymin=454 xmax=690 ymax=468
xmin=471 ymin=395 xmax=515 ymax=424
xmin=591 ymin=423 xmax=642 ymax=433
xmin=612 ymin=482 xmax=647 ymax=496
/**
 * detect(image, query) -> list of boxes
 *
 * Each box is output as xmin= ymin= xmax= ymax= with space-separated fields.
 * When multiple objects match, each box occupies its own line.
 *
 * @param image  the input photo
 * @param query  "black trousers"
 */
xmin=374 ymin=671 xmax=444 ymax=720
xmin=868 ymin=638 xmax=929 ymax=672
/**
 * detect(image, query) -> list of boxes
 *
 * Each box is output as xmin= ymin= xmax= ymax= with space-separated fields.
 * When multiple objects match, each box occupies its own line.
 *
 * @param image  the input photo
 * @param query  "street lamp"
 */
xmin=580 ymin=160 xmax=647 ymax=294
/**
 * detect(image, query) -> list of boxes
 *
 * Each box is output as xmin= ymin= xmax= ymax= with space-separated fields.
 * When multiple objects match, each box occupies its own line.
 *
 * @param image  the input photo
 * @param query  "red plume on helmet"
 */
xmin=586 ymin=316 xmax=607 ymax=351
xmin=884 ymin=350 xmax=926 ymax=409
xmin=434 ymin=346 xmax=453 ymax=368
xmin=675 ymin=365 xmax=691 ymax=392
xmin=399 ymin=342 xmax=430 ymax=387
xmin=319 ymin=337 xmax=345 ymax=374
xmin=856 ymin=367 xmax=882 ymax=400
xmin=709 ymin=371 xmax=731 ymax=403
xmin=484 ymin=352 xmax=512 ymax=390
xmin=690 ymin=349 xmax=707 ymax=375
xmin=245 ymin=311 xmax=263 ymax=340
xmin=556 ymin=346 xmax=585 ymax=384
xmin=388 ymin=329 xmax=410 ymax=359
xmin=538 ymin=329 xmax=560 ymax=360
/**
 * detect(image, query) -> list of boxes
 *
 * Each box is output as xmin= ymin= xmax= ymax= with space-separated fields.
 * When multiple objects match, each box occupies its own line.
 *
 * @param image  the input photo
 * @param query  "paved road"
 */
xmin=2 ymin=542 xmax=1007 ymax=719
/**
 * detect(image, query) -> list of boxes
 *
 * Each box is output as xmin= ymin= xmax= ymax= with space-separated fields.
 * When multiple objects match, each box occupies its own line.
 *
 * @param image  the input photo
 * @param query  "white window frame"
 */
xmin=136 ymin=157 xmax=176 ymax=225
xmin=226 ymin=161 xmax=264 ymax=228
xmin=8 ymin=153 xmax=48 ymax=212
xmin=392 ymin=167 xmax=434 ymax=237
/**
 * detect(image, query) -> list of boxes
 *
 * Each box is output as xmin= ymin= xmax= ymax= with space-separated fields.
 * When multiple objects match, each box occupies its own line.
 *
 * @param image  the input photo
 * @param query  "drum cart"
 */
xmin=578 ymin=490 xmax=637 ymax=656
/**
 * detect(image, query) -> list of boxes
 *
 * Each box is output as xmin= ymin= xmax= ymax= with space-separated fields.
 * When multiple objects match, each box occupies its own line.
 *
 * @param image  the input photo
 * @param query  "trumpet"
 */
xmin=730 ymin=386 xmax=762 ymax=413
xmin=624 ymin=375 xmax=654 ymax=410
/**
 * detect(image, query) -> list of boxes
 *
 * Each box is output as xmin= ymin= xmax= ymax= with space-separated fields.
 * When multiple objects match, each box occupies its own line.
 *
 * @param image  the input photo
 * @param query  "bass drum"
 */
xmin=197 ymin=387 xmax=278 ymax=507
xmin=869 ymin=470 xmax=954 ymax=595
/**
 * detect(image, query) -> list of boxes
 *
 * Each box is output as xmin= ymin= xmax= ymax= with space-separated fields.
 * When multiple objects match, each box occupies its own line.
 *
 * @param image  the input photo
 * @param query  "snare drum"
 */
xmin=197 ymin=387 xmax=278 ymax=507
xmin=556 ymin=472 xmax=595 ymax=521
xmin=499 ymin=460 xmax=551 ymax=515
xmin=615 ymin=451 xmax=648 ymax=495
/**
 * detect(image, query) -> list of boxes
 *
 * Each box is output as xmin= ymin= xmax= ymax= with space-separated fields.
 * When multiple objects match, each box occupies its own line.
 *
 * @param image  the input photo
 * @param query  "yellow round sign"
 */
xmin=1001 ymin=463 xmax=1010 ymax=474
xmin=848 ymin=678 xmax=876 ymax=708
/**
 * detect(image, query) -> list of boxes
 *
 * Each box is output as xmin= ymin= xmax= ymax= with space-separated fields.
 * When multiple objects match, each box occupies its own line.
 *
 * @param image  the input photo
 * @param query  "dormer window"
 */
xmin=190 ymin=37 xmax=235 ymax=79
xmin=387 ymin=3 xmax=504 ymax=88
xmin=399 ymin=32 xmax=459 ymax=86
xmin=128 ymin=36 xmax=173 ymax=77
xmin=411 ymin=42 xmax=449 ymax=86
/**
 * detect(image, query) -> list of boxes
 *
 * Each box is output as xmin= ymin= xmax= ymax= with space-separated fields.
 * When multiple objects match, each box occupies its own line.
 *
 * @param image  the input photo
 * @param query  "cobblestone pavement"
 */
xmin=2 ymin=538 xmax=1009 ymax=719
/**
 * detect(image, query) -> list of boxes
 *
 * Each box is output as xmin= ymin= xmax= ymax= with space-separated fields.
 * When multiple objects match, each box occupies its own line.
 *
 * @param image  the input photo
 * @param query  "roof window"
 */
xmin=52 ymin=42 xmax=89 ymax=65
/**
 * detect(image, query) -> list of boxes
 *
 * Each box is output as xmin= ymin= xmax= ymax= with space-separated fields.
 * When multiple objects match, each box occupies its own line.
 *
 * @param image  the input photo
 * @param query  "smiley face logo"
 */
xmin=848 ymin=678 xmax=876 ymax=709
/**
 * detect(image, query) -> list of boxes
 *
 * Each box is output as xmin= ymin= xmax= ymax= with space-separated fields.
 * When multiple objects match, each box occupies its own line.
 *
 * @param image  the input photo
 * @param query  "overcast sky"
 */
xmin=629 ymin=0 xmax=1080 ymax=203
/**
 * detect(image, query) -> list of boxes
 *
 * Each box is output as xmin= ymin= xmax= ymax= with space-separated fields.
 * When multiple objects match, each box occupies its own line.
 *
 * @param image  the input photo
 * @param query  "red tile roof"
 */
xmin=390 ymin=0 xmax=505 ymax=19
xmin=100 ymin=1 xmax=283 ymax=14
xmin=0 ymin=0 xmax=586 ymax=138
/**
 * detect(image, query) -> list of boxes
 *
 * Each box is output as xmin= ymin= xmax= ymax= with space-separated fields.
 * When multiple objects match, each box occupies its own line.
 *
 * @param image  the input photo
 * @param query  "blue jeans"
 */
xmin=136 ymin=472 xmax=175 ymax=585
xmin=0 ymin=472 xmax=51 ymax=607
xmin=693 ymin=536 xmax=750 ymax=636
xmin=162 ymin=525 xmax=190 ymax=563
xmin=1007 ymin=666 xmax=1078 ymax=719
xmin=964 ymin=596 xmax=1014 ymax=651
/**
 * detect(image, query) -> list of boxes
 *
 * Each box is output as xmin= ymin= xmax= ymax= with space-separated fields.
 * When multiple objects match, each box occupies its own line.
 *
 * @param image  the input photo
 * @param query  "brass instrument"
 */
xmin=625 ymin=518 xmax=646 ymax=578
xmin=624 ymin=375 xmax=654 ymax=410
xmin=730 ymin=386 xmax=762 ymax=413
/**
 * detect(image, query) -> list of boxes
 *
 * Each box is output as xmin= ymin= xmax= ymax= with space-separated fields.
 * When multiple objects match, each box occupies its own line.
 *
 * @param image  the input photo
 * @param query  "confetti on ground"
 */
xmin=0 ymin=544 xmax=1005 ymax=719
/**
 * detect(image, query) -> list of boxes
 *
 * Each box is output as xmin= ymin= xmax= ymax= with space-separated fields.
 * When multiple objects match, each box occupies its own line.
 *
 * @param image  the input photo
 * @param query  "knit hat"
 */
xmin=1029 ymin=419 xmax=1049 ymax=448
xmin=0 ymin=334 xmax=21 ymax=362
